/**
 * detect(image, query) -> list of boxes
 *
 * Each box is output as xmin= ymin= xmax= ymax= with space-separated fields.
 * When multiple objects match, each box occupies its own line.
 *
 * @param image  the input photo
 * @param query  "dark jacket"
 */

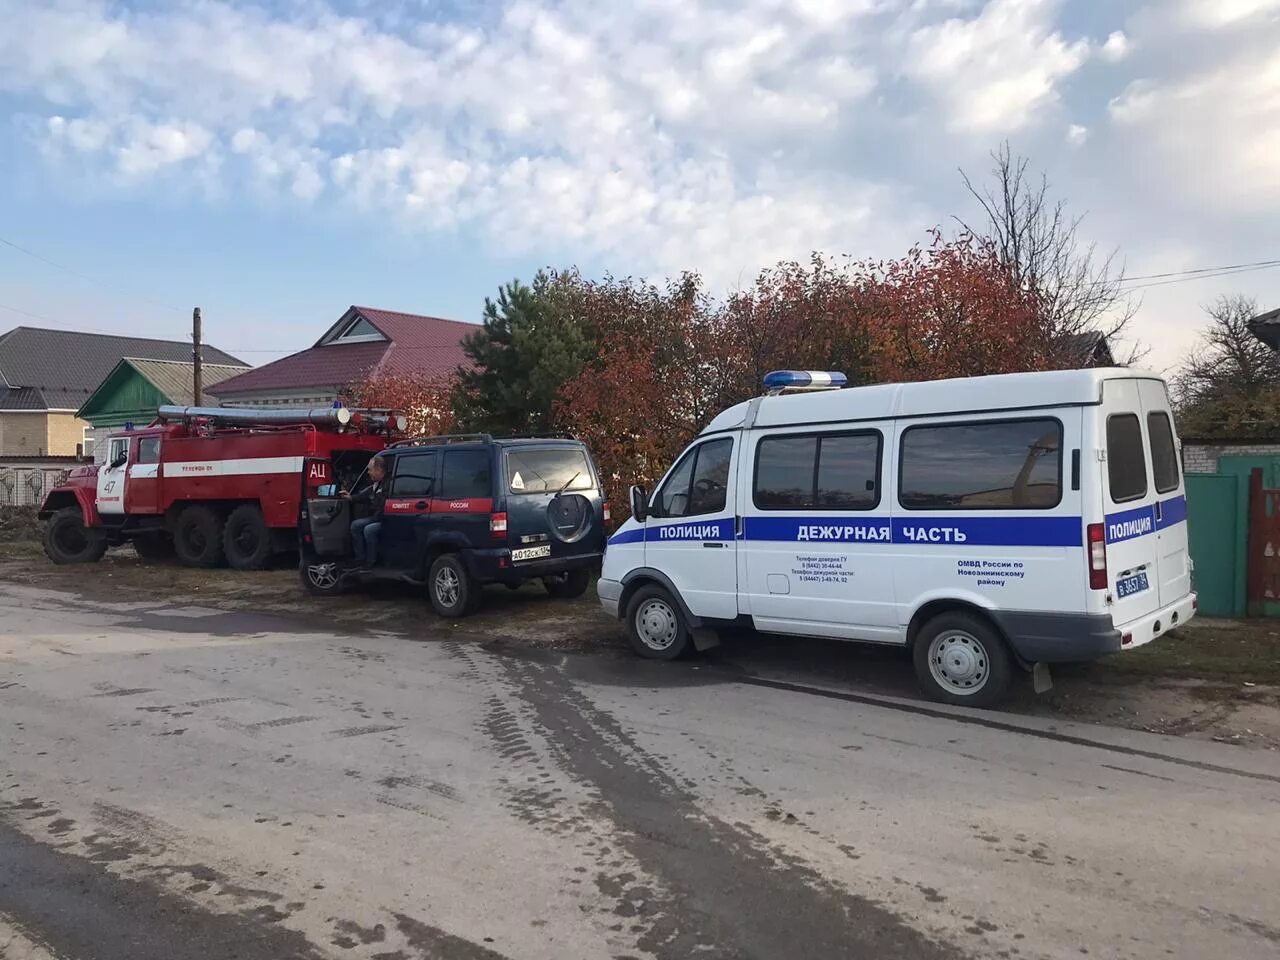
xmin=350 ymin=478 xmax=387 ymax=515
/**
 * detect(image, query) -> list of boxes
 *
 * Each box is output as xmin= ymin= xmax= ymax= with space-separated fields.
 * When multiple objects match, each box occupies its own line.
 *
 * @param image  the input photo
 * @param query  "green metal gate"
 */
xmin=1185 ymin=473 xmax=1241 ymax=616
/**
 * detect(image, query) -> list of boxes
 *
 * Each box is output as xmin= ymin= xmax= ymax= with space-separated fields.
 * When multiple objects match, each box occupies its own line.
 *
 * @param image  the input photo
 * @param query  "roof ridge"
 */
xmin=352 ymin=306 xmax=476 ymax=328
xmin=124 ymin=356 xmax=249 ymax=368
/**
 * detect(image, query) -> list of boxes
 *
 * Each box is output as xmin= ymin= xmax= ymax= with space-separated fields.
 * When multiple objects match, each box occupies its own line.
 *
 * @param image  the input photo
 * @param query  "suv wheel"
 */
xmin=429 ymin=554 xmax=480 ymax=618
xmin=43 ymin=507 xmax=108 ymax=565
xmin=300 ymin=559 xmax=344 ymax=597
xmin=624 ymin=585 xmax=691 ymax=660
xmin=912 ymin=612 xmax=1013 ymax=708
xmin=543 ymin=568 xmax=591 ymax=599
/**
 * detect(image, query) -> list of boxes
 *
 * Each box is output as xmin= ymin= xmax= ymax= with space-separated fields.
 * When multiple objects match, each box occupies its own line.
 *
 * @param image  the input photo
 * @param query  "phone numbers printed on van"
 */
xmin=791 ymin=554 xmax=851 ymax=584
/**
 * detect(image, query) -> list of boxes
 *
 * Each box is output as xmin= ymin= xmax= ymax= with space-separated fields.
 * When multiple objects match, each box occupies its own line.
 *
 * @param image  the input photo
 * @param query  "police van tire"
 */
xmin=43 ymin=507 xmax=107 ymax=565
xmin=913 ymin=612 xmax=1013 ymax=708
xmin=173 ymin=506 xmax=225 ymax=568
xmin=543 ymin=568 xmax=591 ymax=600
xmin=625 ymin=585 xmax=692 ymax=660
xmin=223 ymin=505 xmax=272 ymax=570
xmin=428 ymin=554 xmax=481 ymax=618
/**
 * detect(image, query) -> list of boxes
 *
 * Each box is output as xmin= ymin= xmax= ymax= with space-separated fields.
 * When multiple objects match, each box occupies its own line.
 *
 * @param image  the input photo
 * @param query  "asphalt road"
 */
xmin=1 ymin=583 xmax=1277 ymax=960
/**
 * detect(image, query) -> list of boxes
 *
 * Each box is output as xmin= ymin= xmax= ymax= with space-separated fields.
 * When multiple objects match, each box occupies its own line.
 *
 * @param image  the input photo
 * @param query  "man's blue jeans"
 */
xmin=350 ymin=517 xmax=382 ymax=566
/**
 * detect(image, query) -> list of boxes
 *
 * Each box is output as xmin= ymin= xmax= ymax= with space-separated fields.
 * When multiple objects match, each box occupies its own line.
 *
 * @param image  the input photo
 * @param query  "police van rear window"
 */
xmin=1147 ymin=412 xmax=1180 ymax=494
xmin=899 ymin=418 xmax=1062 ymax=510
xmin=1106 ymin=414 xmax=1148 ymax=503
xmin=505 ymin=448 xmax=592 ymax=494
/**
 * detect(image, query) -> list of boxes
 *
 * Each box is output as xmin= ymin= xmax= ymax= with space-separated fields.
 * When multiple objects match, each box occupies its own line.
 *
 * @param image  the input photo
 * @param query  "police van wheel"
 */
xmin=429 ymin=554 xmax=480 ymax=618
xmin=173 ymin=506 xmax=225 ymax=568
xmin=543 ymin=569 xmax=591 ymax=600
xmin=625 ymin=586 xmax=691 ymax=660
xmin=43 ymin=507 xmax=107 ymax=565
xmin=913 ymin=612 xmax=1013 ymax=708
xmin=223 ymin=505 xmax=271 ymax=570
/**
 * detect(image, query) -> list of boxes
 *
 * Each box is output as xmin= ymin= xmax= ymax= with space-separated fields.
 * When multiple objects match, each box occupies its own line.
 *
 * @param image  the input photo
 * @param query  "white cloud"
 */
xmin=904 ymin=0 xmax=1091 ymax=133
xmin=1109 ymin=43 xmax=1280 ymax=209
xmin=1066 ymin=124 xmax=1088 ymax=146
xmin=1101 ymin=30 xmax=1129 ymax=62
xmin=1180 ymin=0 xmax=1280 ymax=28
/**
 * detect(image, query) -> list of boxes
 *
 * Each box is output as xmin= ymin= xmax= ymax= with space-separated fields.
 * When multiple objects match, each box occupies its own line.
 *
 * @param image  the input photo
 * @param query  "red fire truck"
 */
xmin=38 ymin=405 xmax=404 ymax=569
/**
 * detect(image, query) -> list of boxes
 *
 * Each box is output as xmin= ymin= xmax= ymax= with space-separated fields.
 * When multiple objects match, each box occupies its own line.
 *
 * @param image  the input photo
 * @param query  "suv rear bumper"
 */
xmin=465 ymin=548 xmax=603 ymax=584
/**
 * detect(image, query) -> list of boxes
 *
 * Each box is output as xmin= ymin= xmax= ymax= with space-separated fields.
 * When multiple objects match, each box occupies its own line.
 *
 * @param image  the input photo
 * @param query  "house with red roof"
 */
xmin=208 ymin=306 xmax=474 ymax=407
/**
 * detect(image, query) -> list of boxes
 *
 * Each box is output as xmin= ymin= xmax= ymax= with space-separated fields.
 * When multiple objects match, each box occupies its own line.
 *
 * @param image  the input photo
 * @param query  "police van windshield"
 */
xmin=506 ymin=447 xmax=593 ymax=494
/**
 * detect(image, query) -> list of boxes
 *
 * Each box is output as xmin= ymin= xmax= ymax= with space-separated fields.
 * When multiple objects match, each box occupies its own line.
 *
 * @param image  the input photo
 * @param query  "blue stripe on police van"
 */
xmin=1156 ymin=494 xmax=1187 ymax=530
xmin=1105 ymin=503 xmax=1156 ymax=543
xmin=745 ymin=515 xmax=1081 ymax=546
xmin=607 ymin=528 xmax=646 ymax=546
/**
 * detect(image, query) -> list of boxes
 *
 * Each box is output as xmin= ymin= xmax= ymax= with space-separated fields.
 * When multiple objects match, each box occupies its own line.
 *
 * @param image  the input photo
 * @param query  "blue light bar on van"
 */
xmin=762 ymin=370 xmax=848 ymax=392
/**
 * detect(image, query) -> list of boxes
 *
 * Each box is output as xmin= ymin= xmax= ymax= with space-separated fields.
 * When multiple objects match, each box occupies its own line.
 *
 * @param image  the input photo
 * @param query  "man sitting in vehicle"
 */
xmin=347 ymin=455 xmax=387 ymax=568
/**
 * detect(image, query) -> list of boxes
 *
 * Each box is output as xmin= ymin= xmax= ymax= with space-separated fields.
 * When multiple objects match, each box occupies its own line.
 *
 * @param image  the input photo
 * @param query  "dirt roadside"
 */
xmin=2 ymin=522 xmax=1278 ymax=750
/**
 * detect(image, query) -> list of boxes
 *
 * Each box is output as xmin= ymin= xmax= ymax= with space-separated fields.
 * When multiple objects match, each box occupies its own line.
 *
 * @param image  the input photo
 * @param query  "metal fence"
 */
xmin=0 ymin=468 xmax=69 ymax=507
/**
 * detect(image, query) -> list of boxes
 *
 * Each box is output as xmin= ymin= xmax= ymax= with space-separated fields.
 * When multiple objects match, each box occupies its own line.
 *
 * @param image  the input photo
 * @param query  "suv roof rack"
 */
xmin=497 ymin=432 xmax=579 ymax=441
xmin=388 ymin=433 xmax=494 ymax=448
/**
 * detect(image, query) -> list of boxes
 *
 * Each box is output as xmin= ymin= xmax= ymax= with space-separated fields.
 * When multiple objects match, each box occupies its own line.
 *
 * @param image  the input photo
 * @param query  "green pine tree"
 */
xmin=452 ymin=272 xmax=594 ymax=435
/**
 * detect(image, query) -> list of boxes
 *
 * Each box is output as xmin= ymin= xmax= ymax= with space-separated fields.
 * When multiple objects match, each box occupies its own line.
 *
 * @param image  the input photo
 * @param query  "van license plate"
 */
xmin=1116 ymin=572 xmax=1150 ymax=598
xmin=511 ymin=545 xmax=552 ymax=562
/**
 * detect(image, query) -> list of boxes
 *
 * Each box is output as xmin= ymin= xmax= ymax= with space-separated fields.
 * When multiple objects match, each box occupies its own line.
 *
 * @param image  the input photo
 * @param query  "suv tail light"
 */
xmin=603 ymin=501 xmax=611 ymax=523
xmin=1086 ymin=522 xmax=1107 ymax=590
xmin=490 ymin=512 xmax=508 ymax=538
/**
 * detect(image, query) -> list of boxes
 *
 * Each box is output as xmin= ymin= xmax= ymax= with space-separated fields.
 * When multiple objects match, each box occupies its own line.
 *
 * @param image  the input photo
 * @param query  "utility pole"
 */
xmin=192 ymin=307 xmax=203 ymax=406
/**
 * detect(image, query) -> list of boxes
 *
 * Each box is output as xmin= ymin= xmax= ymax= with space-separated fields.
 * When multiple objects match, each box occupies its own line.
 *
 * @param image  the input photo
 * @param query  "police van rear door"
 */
xmin=1100 ymin=379 xmax=1163 ymax=625
xmin=1138 ymin=380 xmax=1191 ymax=608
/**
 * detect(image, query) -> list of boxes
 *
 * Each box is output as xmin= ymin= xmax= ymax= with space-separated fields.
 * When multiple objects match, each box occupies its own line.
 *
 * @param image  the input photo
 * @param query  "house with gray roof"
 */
xmin=0 ymin=326 xmax=244 ymax=460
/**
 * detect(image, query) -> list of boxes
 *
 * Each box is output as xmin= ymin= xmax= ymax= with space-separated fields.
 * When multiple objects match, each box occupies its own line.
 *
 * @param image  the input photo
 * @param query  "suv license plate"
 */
xmin=511 ymin=545 xmax=552 ymax=562
xmin=1116 ymin=572 xmax=1150 ymax=598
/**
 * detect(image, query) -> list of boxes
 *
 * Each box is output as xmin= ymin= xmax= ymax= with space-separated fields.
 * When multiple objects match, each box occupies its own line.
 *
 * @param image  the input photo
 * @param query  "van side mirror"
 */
xmin=630 ymin=484 xmax=649 ymax=522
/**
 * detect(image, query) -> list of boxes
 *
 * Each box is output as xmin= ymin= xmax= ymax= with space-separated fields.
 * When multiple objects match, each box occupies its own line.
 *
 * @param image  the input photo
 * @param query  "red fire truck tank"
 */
xmin=38 ymin=405 xmax=404 ymax=569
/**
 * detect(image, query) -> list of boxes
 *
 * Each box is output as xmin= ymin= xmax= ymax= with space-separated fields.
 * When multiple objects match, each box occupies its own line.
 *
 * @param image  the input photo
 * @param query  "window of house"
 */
xmin=331 ymin=316 xmax=384 ymax=343
xmin=1147 ymin=412 xmax=1180 ymax=494
xmin=1106 ymin=414 xmax=1148 ymax=503
xmin=82 ymin=427 xmax=95 ymax=460
xmin=137 ymin=438 xmax=161 ymax=464
xmin=440 ymin=449 xmax=491 ymax=499
xmin=391 ymin=452 xmax=435 ymax=498
xmin=899 ymin=418 xmax=1062 ymax=510
xmin=656 ymin=438 xmax=733 ymax=518
xmin=754 ymin=432 xmax=880 ymax=510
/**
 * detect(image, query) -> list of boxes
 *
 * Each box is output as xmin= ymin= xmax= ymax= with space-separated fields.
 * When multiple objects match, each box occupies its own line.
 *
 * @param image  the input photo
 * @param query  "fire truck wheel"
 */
xmin=43 ymin=507 xmax=107 ymax=565
xmin=173 ymin=506 xmax=226 ymax=568
xmin=428 ymin=554 xmax=481 ymax=618
xmin=223 ymin=505 xmax=272 ymax=570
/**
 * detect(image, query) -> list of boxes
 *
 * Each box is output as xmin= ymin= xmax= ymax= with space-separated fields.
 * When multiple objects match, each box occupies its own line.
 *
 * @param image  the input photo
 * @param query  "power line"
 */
xmin=0 ymin=234 xmax=188 ymax=314
xmin=1119 ymin=258 xmax=1280 ymax=284
xmin=1122 ymin=261 xmax=1280 ymax=292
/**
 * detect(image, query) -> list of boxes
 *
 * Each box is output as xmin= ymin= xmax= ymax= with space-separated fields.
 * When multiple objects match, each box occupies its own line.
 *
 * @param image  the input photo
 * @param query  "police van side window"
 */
xmin=754 ymin=432 xmax=880 ymax=510
xmin=1147 ymin=412 xmax=1180 ymax=494
xmin=391 ymin=452 xmax=435 ymax=498
xmin=441 ymin=449 xmax=491 ymax=499
xmin=656 ymin=438 xmax=733 ymax=518
xmin=1106 ymin=414 xmax=1148 ymax=503
xmin=899 ymin=418 xmax=1062 ymax=510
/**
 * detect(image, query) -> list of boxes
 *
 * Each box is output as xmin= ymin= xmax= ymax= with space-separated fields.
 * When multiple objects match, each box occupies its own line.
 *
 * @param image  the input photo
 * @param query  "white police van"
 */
xmin=598 ymin=368 xmax=1195 ymax=706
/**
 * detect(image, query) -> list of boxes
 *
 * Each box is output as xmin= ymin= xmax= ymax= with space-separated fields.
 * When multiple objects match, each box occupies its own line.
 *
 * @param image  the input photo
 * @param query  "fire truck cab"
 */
xmin=39 ymin=405 xmax=403 ymax=569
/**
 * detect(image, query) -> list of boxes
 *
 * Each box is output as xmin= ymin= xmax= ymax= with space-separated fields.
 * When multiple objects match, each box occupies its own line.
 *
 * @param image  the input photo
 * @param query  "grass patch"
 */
xmin=1106 ymin=619 xmax=1280 ymax=684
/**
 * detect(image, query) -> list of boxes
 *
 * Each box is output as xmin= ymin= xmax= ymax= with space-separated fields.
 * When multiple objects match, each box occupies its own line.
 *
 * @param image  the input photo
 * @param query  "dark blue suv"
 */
xmin=299 ymin=434 xmax=608 ymax=616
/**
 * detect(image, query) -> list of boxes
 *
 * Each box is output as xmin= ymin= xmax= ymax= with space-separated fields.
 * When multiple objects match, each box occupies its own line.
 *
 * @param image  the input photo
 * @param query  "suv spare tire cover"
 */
xmin=547 ymin=494 xmax=592 ymax=543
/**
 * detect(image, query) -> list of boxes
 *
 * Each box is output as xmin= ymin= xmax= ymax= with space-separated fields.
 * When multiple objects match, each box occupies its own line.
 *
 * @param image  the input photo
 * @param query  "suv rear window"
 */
xmin=1106 ymin=414 xmax=1148 ymax=502
xmin=1147 ymin=412 xmax=1180 ymax=494
xmin=506 ymin=447 xmax=593 ymax=494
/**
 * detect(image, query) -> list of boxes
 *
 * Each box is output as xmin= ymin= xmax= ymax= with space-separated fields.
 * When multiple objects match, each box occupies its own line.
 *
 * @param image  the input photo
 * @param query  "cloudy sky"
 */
xmin=1 ymin=0 xmax=1277 ymax=374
